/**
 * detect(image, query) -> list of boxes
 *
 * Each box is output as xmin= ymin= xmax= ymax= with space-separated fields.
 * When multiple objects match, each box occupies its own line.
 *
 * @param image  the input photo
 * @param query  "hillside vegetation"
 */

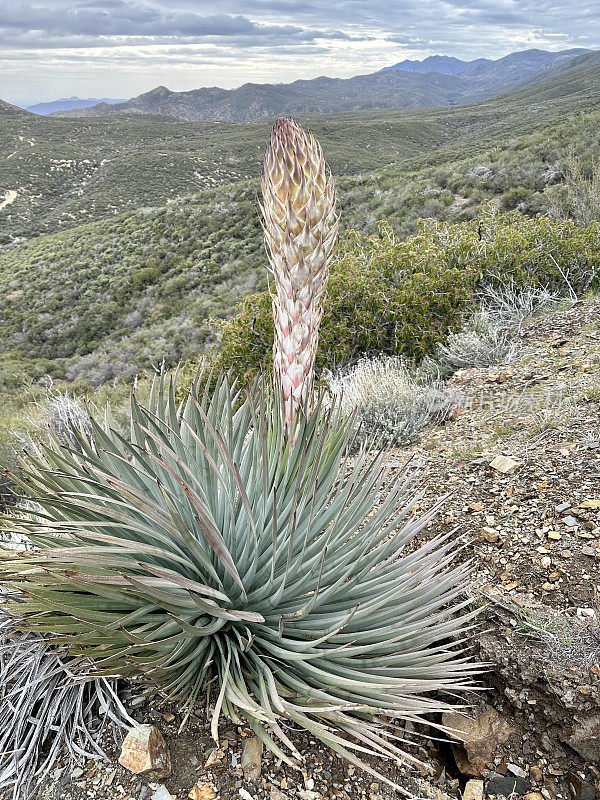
xmin=2 ymin=51 xmax=599 ymax=242
xmin=1 ymin=52 xmax=600 ymax=385
xmin=0 ymin=52 xmax=598 ymax=393
xmin=0 ymin=100 xmax=30 ymax=117
xmin=0 ymin=189 xmax=265 ymax=383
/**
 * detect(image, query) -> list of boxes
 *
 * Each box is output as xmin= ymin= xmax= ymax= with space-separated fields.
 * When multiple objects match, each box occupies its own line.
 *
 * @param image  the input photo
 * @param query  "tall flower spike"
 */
xmin=261 ymin=117 xmax=338 ymax=431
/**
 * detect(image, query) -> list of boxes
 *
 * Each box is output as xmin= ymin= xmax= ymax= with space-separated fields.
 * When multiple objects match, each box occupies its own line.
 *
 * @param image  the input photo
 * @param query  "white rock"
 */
xmin=489 ymin=455 xmax=522 ymax=474
xmin=577 ymin=607 xmax=596 ymax=618
xmin=463 ymin=779 xmax=484 ymax=800
xmin=118 ymin=724 xmax=171 ymax=778
xmin=152 ymin=786 xmax=174 ymax=800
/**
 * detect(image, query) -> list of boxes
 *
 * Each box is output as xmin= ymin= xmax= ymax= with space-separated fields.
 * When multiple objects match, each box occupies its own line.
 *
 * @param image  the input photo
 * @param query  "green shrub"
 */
xmin=474 ymin=203 xmax=600 ymax=293
xmin=210 ymin=222 xmax=478 ymax=383
xmin=206 ymin=205 xmax=600 ymax=386
xmin=131 ymin=265 xmax=160 ymax=291
xmin=321 ymin=224 xmax=476 ymax=362
xmin=501 ymin=186 xmax=533 ymax=210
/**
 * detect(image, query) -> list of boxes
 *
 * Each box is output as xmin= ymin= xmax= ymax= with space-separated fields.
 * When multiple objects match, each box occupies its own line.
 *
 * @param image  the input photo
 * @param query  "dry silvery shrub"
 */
xmin=478 ymin=282 xmax=561 ymax=330
xmin=35 ymin=386 xmax=93 ymax=449
xmin=552 ymin=156 xmax=600 ymax=227
xmin=437 ymin=284 xmax=560 ymax=373
xmin=436 ymin=309 xmax=523 ymax=372
xmin=12 ymin=383 xmax=94 ymax=459
xmin=0 ymin=608 xmax=134 ymax=799
xmin=327 ymin=355 xmax=463 ymax=445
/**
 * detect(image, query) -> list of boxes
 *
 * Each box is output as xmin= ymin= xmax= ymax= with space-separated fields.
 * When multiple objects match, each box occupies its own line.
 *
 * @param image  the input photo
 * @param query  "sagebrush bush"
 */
xmin=551 ymin=156 xmax=600 ymax=226
xmin=437 ymin=283 xmax=561 ymax=372
xmin=327 ymin=356 xmax=462 ymax=444
xmin=436 ymin=310 xmax=523 ymax=372
xmin=478 ymin=282 xmax=560 ymax=328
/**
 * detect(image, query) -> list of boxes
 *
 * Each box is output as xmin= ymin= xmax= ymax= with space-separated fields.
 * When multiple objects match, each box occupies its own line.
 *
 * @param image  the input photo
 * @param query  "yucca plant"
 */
xmin=0 ymin=374 xmax=479 ymax=788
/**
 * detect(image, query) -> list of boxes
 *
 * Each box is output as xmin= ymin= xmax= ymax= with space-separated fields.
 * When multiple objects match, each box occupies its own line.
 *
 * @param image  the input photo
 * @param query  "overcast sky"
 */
xmin=1 ymin=0 xmax=597 ymax=106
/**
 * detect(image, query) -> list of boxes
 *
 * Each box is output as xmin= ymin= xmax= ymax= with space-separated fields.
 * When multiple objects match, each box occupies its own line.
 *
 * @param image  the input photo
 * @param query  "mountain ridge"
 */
xmin=383 ymin=54 xmax=491 ymax=75
xmin=0 ymin=99 xmax=33 ymax=117
xmin=26 ymin=97 xmax=127 ymax=115
xmin=385 ymin=47 xmax=588 ymax=79
xmin=47 ymin=48 xmax=593 ymax=124
xmin=49 ymin=69 xmax=467 ymax=122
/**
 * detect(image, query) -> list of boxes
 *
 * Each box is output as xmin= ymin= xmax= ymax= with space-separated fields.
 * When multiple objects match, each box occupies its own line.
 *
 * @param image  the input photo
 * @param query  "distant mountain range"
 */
xmin=44 ymin=48 xmax=592 ymax=124
xmin=383 ymin=54 xmax=489 ymax=76
xmin=384 ymin=48 xmax=587 ymax=80
xmin=0 ymin=48 xmax=594 ymax=127
xmin=50 ymin=70 xmax=470 ymax=123
xmin=26 ymin=96 xmax=127 ymax=115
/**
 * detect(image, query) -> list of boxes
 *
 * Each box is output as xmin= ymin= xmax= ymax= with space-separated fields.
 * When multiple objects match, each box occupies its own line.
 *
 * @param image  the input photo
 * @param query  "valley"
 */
xmin=2 ymin=51 xmax=599 ymax=244
xmin=0 ymin=50 xmax=599 ymax=388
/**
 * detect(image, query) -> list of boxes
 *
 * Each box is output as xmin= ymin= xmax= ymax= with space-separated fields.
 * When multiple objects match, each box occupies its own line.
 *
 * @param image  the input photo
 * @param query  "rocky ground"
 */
xmin=8 ymin=299 xmax=600 ymax=800
xmin=403 ymin=297 xmax=600 ymax=799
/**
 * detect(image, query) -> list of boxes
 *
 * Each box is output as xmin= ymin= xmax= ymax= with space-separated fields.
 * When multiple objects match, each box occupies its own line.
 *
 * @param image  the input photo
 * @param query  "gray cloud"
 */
xmin=0 ymin=1 xmax=354 ymax=47
xmin=3 ymin=0 xmax=598 ymax=48
xmin=0 ymin=0 xmax=597 ymax=106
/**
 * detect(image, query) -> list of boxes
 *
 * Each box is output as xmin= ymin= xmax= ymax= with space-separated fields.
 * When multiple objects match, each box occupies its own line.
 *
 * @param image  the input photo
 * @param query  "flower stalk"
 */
xmin=261 ymin=117 xmax=338 ymax=431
